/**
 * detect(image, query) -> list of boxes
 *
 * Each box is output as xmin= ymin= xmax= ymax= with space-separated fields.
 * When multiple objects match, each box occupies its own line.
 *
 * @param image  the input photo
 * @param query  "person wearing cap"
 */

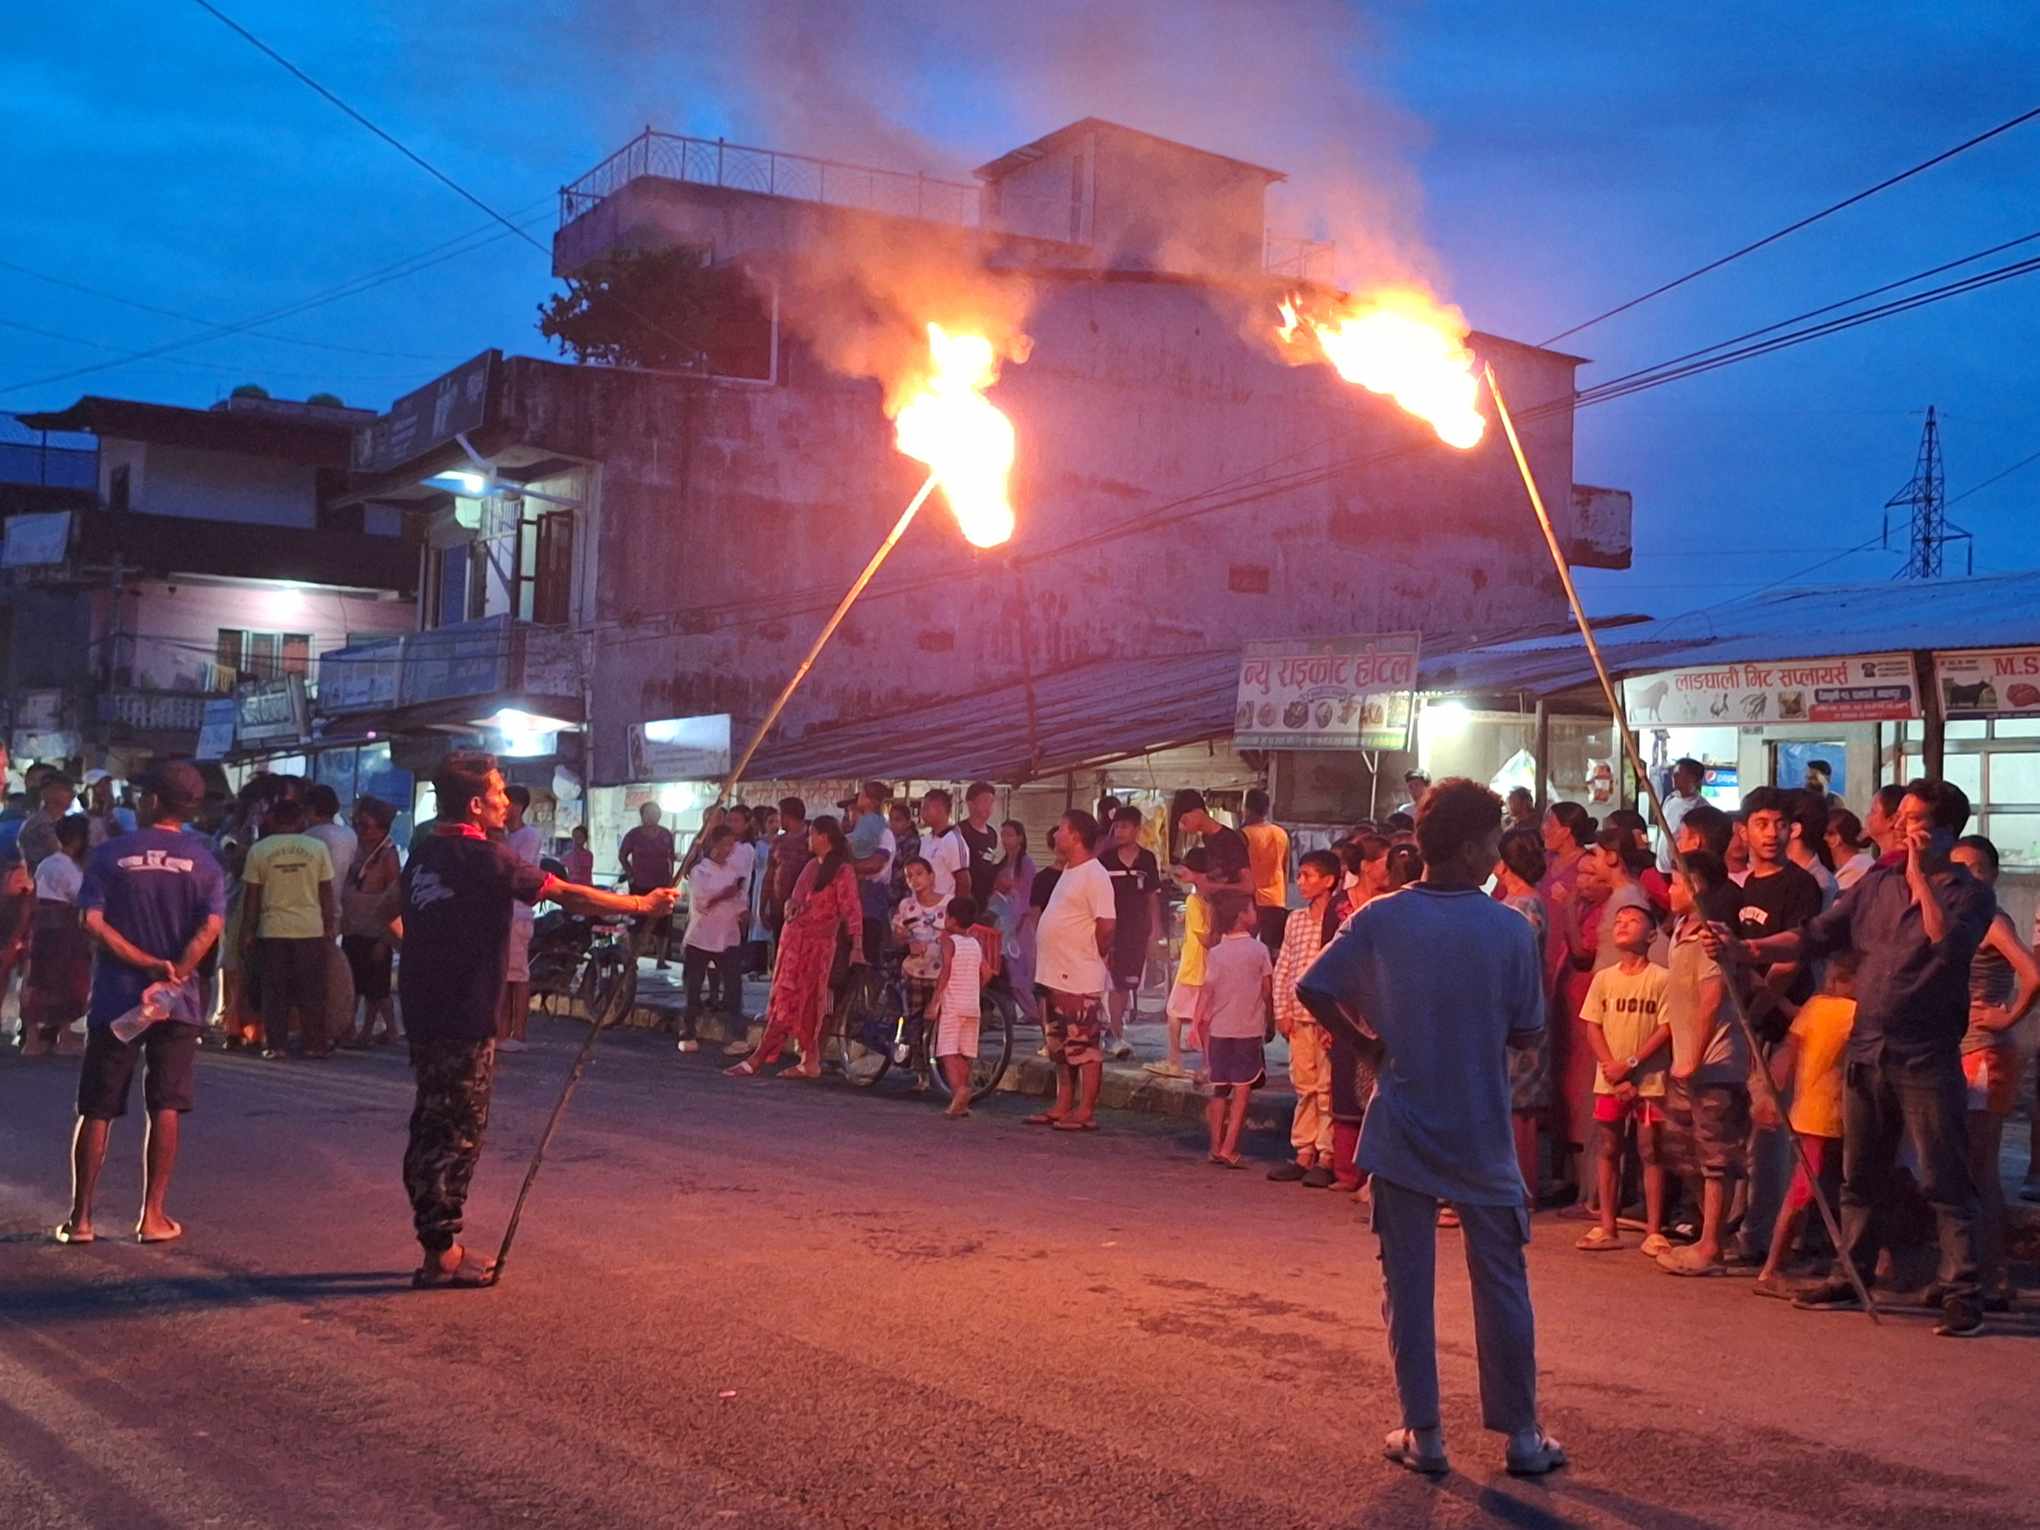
xmin=1393 ymin=770 xmax=1431 ymax=822
xmin=83 ymin=769 xmax=137 ymax=849
xmin=57 ymin=760 xmax=226 ymax=1247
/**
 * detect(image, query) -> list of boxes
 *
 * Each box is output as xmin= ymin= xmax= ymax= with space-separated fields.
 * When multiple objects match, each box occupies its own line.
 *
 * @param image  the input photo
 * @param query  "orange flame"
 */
xmin=1277 ymin=288 xmax=1485 ymax=450
xmin=892 ymin=323 xmax=1018 ymax=548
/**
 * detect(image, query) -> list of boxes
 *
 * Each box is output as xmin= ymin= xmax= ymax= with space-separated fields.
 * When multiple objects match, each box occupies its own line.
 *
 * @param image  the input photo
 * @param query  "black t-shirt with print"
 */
xmin=1104 ymin=845 xmax=1162 ymax=942
xmin=958 ymin=820 xmax=1003 ymax=907
xmin=1736 ymin=862 xmax=1825 ymax=1009
xmin=401 ymin=829 xmax=550 ymax=1042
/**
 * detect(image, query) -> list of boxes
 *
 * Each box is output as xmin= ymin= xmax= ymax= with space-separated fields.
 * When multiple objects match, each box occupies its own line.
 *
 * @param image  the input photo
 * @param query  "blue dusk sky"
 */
xmin=5 ymin=1 xmax=2036 ymax=617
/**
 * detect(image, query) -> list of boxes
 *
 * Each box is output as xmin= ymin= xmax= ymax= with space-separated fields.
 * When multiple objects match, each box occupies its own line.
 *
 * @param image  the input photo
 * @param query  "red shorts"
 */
xmin=1593 ymin=1093 xmax=1662 ymax=1127
xmin=1783 ymin=1132 xmax=1842 ymax=1213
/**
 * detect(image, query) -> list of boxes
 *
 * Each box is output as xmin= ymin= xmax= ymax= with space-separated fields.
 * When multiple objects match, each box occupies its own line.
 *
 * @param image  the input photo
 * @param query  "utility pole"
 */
xmin=1884 ymin=406 xmax=1973 ymax=578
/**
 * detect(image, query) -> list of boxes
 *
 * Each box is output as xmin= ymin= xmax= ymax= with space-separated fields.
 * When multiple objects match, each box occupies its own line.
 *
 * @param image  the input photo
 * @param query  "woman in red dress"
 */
xmin=726 ymin=815 xmax=863 ymax=1080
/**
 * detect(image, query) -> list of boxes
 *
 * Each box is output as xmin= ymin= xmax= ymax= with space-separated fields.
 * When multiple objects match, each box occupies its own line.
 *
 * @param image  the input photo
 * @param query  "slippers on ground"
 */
xmin=1575 ymin=1226 xmax=1621 ymax=1252
xmin=1382 ymin=1428 xmax=1449 ymax=1477
xmin=1023 ymin=1113 xmax=1063 ymax=1126
xmin=1053 ymin=1118 xmax=1099 ymax=1132
xmin=136 ymin=1220 xmax=184 ymax=1245
xmin=52 ymin=1222 xmax=94 ymax=1245
xmin=1751 ymin=1276 xmax=1796 ymax=1301
xmin=1657 ymin=1249 xmax=1726 ymax=1277
xmin=1505 ymin=1433 xmax=1567 ymax=1477
xmin=723 ymin=1060 xmax=761 ymax=1078
xmin=411 ymin=1249 xmax=496 ymax=1290
xmin=1209 ymin=1153 xmax=1247 ymax=1169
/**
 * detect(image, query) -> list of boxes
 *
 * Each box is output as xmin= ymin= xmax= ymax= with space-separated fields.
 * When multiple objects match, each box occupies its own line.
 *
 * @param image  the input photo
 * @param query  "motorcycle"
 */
xmin=527 ymin=859 xmax=639 ymax=1028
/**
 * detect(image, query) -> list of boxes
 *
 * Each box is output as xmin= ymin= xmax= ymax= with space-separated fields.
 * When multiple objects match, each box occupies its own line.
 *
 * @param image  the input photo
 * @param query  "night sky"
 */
xmin=7 ymin=2 xmax=2036 ymax=617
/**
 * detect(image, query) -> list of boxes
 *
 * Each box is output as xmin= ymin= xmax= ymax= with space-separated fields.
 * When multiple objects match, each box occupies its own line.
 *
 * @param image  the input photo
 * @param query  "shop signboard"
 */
xmin=195 ymin=698 xmax=238 ymax=761
xmin=402 ymin=618 xmax=511 ymax=707
xmin=1622 ymin=652 xmax=1920 ymax=727
xmin=1 ymin=510 xmax=73 ymax=567
xmin=319 ymin=636 xmax=404 ymax=713
xmin=519 ymin=625 xmax=582 ymax=700
xmin=351 ymin=349 xmax=498 ymax=475
xmin=1234 ymin=633 xmax=1420 ymax=751
xmin=236 ymin=678 xmax=310 ymax=747
xmin=1933 ymin=648 xmax=2040 ymax=719
xmin=627 ymin=715 xmax=732 ymax=782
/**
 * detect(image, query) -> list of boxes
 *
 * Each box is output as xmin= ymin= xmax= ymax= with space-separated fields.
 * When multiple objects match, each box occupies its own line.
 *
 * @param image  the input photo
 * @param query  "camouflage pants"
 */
xmin=404 ymin=1037 xmax=495 ymax=1255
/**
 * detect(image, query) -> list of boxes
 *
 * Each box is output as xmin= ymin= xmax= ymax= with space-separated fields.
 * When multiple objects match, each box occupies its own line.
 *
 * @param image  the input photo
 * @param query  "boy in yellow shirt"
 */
xmin=1754 ymin=952 xmax=1857 ymax=1298
xmin=1146 ymin=849 xmax=1212 ymax=1081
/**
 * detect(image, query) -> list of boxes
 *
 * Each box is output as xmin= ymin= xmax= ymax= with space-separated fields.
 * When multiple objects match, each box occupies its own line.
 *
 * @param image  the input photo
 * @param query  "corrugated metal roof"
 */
xmin=746 ymin=570 xmax=2040 ymax=786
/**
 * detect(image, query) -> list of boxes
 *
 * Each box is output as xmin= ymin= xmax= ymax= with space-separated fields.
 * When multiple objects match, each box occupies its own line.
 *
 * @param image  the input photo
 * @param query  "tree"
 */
xmin=536 ymin=246 xmax=741 ymax=372
xmin=307 ymin=391 xmax=345 ymax=407
xmin=230 ymin=383 xmax=270 ymax=399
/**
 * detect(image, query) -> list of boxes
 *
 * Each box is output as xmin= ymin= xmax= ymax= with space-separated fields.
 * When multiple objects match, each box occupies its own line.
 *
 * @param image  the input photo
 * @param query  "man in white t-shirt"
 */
xmin=918 ymin=788 xmax=967 ymax=900
xmin=681 ymin=825 xmax=749 ymax=1053
xmin=1027 ymin=810 xmax=1117 ymax=1133
xmin=1656 ymin=758 xmax=1704 ymax=873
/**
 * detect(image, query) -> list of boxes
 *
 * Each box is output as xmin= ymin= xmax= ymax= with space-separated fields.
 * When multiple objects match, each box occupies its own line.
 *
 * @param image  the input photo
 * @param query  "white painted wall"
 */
xmin=96 ymin=579 xmax=415 ymax=693
xmin=117 ymin=440 xmax=320 ymax=527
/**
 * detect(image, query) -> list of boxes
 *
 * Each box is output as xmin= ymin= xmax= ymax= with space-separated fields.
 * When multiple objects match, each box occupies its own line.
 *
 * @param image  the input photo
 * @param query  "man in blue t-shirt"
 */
xmin=58 ymin=761 xmax=225 ymax=1248
xmin=1298 ymin=778 xmax=1564 ymax=1480
xmin=380 ymin=751 xmax=677 ymax=1288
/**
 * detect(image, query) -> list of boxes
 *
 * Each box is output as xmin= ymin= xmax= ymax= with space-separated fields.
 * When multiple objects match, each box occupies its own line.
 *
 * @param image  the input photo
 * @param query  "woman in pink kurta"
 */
xmin=727 ymin=816 xmax=863 ymax=1079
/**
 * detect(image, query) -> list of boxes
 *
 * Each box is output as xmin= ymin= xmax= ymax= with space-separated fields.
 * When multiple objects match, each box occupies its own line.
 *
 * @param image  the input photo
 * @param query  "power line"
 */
xmin=0 ymin=258 xmax=466 ymax=363
xmin=0 ymin=205 xmax=550 ymax=398
xmin=1946 ymin=443 xmax=2040 ymax=508
xmin=0 ymin=317 xmax=431 ymax=387
xmin=1542 ymin=103 xmax=2040 ymax=346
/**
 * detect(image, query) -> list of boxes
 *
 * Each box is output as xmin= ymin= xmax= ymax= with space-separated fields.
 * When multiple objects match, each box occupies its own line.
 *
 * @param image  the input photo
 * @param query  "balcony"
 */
xmin=556 ymin=128 xmax=1337 ymax=281
xmin=318 ymin=615 xmax=583 ymax=722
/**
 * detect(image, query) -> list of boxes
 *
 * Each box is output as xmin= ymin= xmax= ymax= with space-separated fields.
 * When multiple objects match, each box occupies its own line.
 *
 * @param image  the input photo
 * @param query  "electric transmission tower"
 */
xmin=1884 ymin=406 xmax=1973 ymax=578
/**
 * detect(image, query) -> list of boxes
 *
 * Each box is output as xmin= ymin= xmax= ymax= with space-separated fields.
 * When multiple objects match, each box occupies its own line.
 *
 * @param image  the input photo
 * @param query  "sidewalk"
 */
xmin=602 ymin=958 xmax=1300 ymax=1127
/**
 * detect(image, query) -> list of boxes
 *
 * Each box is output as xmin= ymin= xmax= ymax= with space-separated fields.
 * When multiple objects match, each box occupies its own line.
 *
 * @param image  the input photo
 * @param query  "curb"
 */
xmin=586 ymin=992 xmax=1299 ymax=1127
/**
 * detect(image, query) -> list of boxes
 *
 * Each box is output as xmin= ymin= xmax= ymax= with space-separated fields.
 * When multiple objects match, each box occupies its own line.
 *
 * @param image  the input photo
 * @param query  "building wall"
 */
xmin=95 ymin=579 xmax=415 ymax=693
xmin=106 ymin=438 xmax=321 ymax=528
xmin=497 ymin=271 xmax=1577 ymax=786
xmin=1086 ymin=130 xmax=1269 ymax=277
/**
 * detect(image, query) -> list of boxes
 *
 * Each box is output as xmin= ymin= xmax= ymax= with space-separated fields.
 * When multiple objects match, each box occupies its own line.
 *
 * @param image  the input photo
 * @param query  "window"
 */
xmin=532 ymin=512 xmax=573 ymax=624
xmin=431 ymin=541 xmax=483 ymax=629
xmin=109 ymin=462 xmax=131 ymax=513
xmin=216 ymin=628 xmax=311 ymax=683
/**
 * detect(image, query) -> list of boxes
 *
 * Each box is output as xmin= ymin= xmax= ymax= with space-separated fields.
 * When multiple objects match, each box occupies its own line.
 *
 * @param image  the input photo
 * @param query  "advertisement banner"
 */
xmin=318 ymin=637 xmax=404 ymax=714
xmin=351 ymin=349 xmax=497 ymax=475
xmin=1933 ymin=648 xmax=2040 ymax=718
xmin=1623 ymin=653 xmax=1920 ymax=727
xmin=1 ymin=510 xmax=73 ymax=567
xmin=236 ymin=678 xmax=310 ymax=747
xmin=627 ymin=715 xmax=732 ymax=782
xmin=1234 ymin=634 xmax=1421 ymax=751
xmin=195 ymin=699 xmax=238 ymax=761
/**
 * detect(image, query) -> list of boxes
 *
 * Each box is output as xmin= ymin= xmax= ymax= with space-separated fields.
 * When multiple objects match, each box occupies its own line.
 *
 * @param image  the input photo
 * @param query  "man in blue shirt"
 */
xmin=57 ymin=761 xmax=225 ymax=1247
xmin=1712 ymin=776 xmax=1995 ymax=1336
xmin=1298 ymin=778 xmax=1563 ymax=1479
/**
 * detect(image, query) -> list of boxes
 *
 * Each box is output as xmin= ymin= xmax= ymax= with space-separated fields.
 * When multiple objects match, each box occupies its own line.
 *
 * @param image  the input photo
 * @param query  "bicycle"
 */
xmin=829 ymin=947 xmax=1016 ymax=1102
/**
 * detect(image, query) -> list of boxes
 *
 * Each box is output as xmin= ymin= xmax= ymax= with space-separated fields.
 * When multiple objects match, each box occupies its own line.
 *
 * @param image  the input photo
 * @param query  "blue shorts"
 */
xmin=1207 ymin=1035 xmax=1265 ymax=1094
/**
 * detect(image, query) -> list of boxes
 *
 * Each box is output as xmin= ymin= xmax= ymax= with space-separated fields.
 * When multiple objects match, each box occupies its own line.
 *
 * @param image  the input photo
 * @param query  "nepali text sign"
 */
xmin=195 ymin=698 xmax=237 ymax=761
xmin=1934 ymin=648 xmax=2040 ymax=718
xmin=351 ymin=350 xmax=497 ymax=475
xmin=1 ymin=510 xmax=72 ymax=567
xmin=1234 ymin=634 xmax=1420 ymax=751
xmin=1624 ymin=652 xmax=1920 ymax=727
xmin=627 ymin=715 xmax=732 ymax=782
xmin=236 ymin=678 xmax=310 ymax=747
xmin=317 ymin=637 xmax=404 ymax=714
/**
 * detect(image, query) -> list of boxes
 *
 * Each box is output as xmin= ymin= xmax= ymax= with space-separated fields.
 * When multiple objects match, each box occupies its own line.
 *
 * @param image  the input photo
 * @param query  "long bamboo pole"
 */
xmin=1483 ymin=364 xmax=1878 ymax=1322
xmin=720 ymin=472 xmax=940 ymax=802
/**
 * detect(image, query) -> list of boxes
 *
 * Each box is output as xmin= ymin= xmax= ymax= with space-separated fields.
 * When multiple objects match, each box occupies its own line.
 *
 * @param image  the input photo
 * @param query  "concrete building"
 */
xmin=324 ymin=118 xmax=1631 ymax=861
xmin=6 ymin=394 xmax=416 ymax=782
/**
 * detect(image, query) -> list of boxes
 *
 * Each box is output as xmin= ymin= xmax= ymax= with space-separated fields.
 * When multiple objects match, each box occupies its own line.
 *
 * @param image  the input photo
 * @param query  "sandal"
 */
xmin=411 ymin=1248 xmax=496 ymax=1290
xmin=1024 ymin=1113 xmax=1064 ymax=1126
xmin=723 ymin=1060 xmax=761 ymax=1078
xmin=1210 ymin=1153 xmax=1247 ymax=1169
xmin=1575 ymin=1226 xmax=1621 ymax=1252
xmin=1505 ymin=1432 xmax=1567 ymax=1477
xmin=1053 ymin=1118 xmax=1099 ymax=1132
xmin=1382 ymin=1428 xmax=1449 ymax=1476
xmin=52 ymin=1221 xmax=95 ymax=1245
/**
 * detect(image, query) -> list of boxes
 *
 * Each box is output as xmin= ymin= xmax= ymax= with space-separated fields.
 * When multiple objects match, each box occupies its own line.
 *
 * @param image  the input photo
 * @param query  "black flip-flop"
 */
xmin=1052 ymin=1119 xmax=1099 ymax=1132
xmin=1024 ymin=1113 xmax=1063 ymax=1126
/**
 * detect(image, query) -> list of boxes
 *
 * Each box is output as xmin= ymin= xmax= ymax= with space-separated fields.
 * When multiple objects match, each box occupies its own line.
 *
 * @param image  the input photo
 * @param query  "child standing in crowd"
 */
xmin=1949 ymin=835 xmax=2038 ymax=1305
xmin=1657 ymin=852 xmax=1751 ymax=1277
xmin=930 ymin=895 xmax=984 ymax=1118
xmin=679 ymin=825 xmax=748 ymax=1054
xmin=1197 ymin=895 xmax=1272 ymax=1169
xmin=21 ymin=816 xmax=91 ymax=1057
xmin=1148 ymin=847 xmax=1211 ymax=1081
xmin=1494 ymin=826 xmax=1555 ymax=1202
xmin=1269 ymin=849 xmax=1343 ymax=1186
xmin=1576 ymin=904 xmax=1672 ymax=1254
xmin=1754 ymin=953 xmax=1858 ymax=1298
xmin=893 ymin=858 xmax=949 ymax=1082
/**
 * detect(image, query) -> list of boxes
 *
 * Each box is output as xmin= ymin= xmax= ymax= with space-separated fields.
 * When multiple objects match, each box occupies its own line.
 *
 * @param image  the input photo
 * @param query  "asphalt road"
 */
xmin=2 ymin=1015 xmax=2034 ymax=1530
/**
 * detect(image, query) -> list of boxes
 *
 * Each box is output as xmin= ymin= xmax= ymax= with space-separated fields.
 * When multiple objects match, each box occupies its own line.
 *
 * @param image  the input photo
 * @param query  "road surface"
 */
xmin=1 ymin=1015 xmax=2032 ymax=1529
